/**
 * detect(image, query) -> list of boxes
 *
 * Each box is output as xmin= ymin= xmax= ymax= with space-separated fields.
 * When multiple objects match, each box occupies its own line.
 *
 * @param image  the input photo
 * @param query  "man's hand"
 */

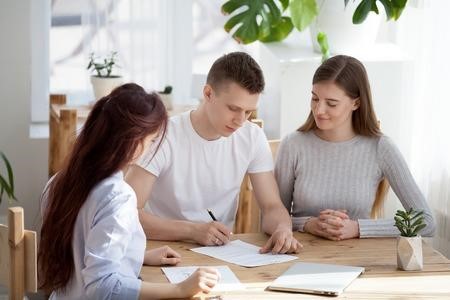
xmin=259 ymin=226 xmax=302 ymax=254
xmin=191 ymin=221 xmax=233 ymax=246
xmin=143 ymin=245 xmax=181 ymax=266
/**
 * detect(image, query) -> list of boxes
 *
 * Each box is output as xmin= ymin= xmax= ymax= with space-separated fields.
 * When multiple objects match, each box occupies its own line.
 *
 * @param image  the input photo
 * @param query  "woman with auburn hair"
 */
xmin=275 ymin=55 xmax=435 ymax=240
xmin=39 ymin=83 xmax=219 ymax=299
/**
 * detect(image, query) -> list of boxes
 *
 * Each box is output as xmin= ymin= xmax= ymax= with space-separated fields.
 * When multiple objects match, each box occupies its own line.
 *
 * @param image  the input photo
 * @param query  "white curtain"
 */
xmin=396 ymin=0 xmax=450 ymax=258
xmin=50 ymin=0 xmax=192 ymax=104
xmin=81 ymin=0 xmax=192 ymax=103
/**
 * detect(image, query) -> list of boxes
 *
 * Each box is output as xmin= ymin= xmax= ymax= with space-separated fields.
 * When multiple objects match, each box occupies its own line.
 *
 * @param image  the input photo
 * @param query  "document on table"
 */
xmin=161 ymin=265 xmax=245 ymax=291
xmin=191 ymin=239 xmax=298 ymax=267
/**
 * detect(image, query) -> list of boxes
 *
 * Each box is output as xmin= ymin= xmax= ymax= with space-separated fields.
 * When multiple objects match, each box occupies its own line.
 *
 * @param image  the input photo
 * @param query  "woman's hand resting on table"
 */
xmin=304 ymin=209 xmax=360 ymax=240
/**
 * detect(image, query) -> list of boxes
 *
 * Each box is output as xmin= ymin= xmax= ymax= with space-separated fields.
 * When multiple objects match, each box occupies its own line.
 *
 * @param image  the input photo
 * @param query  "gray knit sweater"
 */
xmin=274 ymin=131 xmax=435 ymax=237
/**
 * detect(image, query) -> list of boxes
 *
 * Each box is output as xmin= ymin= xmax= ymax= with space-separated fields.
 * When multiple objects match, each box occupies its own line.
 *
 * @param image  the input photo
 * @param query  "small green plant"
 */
xmin=0 ymin=151 xmax=17 ymax=205
xmin=316 ymin=31 xmax=329 ymax=62
xmin=87 ymin=51 xmax=120 ymax=78
xmin=159 ymin=86 xmax=173 ymax=94
xmin=394 ymin=208 xmax=426 ymax=237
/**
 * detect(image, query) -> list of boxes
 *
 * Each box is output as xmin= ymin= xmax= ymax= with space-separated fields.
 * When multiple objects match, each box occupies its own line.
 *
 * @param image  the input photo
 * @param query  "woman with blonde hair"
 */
xmin=275 ymin=55 xmax=435 ymax=240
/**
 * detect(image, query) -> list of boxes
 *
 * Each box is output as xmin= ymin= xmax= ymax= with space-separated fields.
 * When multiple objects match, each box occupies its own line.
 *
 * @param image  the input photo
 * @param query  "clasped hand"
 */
xmin=304 ymin=209 xmax=359 ymax=241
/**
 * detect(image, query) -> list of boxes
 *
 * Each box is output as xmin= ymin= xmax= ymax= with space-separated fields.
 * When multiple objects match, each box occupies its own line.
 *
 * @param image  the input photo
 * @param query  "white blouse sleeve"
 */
xmin=81 ymin=191 xmax=141 ymax=300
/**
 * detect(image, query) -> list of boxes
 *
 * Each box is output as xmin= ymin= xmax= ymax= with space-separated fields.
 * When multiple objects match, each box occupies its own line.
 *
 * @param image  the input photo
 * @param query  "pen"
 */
xmin=207 ymin=209 xmax=233 ymax=236
xmin=207 ymin=209 xmax=217 ymax=221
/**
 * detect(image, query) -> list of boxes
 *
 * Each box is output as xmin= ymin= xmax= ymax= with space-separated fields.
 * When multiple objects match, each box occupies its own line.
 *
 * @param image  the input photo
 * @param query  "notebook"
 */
xmin=268 ymin=262 xmax=364 ymax=296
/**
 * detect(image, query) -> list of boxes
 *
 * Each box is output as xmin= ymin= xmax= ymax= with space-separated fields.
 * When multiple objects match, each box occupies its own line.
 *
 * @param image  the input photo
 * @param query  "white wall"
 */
xmin=0 ymin=0 xmax=49 ymax=231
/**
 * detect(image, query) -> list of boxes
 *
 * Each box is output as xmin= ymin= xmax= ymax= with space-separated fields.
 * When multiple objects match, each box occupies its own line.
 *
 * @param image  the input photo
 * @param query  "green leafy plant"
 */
xmin=0 ymin=151 xmax=17 ymax=205
xmin=316 ymin=31 xmax=329 ymax=62
xmin=222 ymin=0 xmax=408 ymax=59
xmin=394 ymin=208 xmax=426 ymax=237
xmin=159 ymin=86 xmax=173 ymax=94
xmin=351 ymin=0 xmax=408 ymax=24
xmin=87 ymin=51 xmax=120 ymax=78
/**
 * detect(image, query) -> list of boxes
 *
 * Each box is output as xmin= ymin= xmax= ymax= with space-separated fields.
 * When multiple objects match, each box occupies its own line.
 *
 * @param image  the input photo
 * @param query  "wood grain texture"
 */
xmin=141 ymin=232 xmax=450 ymax=299
xmin=8 ymin=207 xmax=24 ymax=300
xmin=0 ymin=209 xmax=38 ymax=296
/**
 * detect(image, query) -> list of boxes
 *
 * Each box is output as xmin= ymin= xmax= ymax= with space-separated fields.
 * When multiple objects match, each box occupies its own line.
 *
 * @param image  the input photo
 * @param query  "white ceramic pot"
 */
xmin=310 ymin=0 xmax=382 ymax=55
xmin=90 ymin=76 xmax=123 ymax=101
xmin=397 ymin=236 xmax=423 ymax=271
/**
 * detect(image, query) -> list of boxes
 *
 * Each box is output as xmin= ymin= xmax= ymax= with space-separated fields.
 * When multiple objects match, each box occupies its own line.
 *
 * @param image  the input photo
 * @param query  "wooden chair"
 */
xmin=49 ymin=94 xmax=78 ymax=177
xmin=234 ymin=118 xmax=281 ymax=233
xmin=0 ymin=207 xmax=37 ymax=300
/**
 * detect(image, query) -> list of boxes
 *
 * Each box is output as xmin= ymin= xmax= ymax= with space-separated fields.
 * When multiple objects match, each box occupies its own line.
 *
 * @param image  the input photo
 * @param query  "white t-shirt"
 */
xmin=138 ymin=111 xmax=273 ymax=229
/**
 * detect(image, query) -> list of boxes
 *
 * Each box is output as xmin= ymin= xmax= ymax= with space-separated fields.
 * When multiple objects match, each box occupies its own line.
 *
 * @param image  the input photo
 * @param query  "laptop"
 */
xmin=268 ymin=262 xmax=364 ymax=296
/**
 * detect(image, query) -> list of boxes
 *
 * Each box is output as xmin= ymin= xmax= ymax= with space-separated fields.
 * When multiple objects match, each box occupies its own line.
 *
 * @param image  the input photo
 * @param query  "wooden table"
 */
xmin=141 ymin=233 xmax=450 ymax=299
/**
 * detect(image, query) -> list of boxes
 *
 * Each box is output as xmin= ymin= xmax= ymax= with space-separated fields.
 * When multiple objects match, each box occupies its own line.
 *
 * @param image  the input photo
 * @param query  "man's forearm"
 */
xmin=138 ymin=209 xmax=196 ymax=241
xmin=261 ymin=206 xmax=292 ymax=234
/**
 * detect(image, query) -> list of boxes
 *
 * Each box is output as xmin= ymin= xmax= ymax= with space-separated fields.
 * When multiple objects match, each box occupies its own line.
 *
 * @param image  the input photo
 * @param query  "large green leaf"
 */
xmin=353 ymin=0 xmax=375 ymax=24
xmin=260 ymin=17 xmax=294 ymax=42
xmin=0 ymin=151 xmax=16 ymax=204
xmin=279 ymin=0 xmax=290 ymax=11
xmin=222 ymin=0 xmax=286 ymax=44
xmin=379 ymin=0 xmax=394 ymax=20
xmin=290 ymin=0 xmax=318 ymax=32
xmin=1 ymin=151 xmax=14 ymax=193
xmin=391 ymin=0 xmax=407 ymax=20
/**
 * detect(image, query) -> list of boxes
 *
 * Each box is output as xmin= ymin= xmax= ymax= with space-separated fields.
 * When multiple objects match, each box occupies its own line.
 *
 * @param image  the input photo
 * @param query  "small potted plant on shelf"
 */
xmin=158 ymin=85 xmax=173 ymax=110
xmin=394 ymin=208 xmax=426 ymax=271
xmin=87 ymin=51 xmax=123 ymax=101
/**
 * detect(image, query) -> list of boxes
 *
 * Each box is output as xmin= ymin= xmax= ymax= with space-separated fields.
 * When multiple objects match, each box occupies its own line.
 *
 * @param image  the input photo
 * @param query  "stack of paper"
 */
xmin=191 ymin=239 xmax=298 ymax=267
xmin=161 ymin=265 xmax=244 ymax=292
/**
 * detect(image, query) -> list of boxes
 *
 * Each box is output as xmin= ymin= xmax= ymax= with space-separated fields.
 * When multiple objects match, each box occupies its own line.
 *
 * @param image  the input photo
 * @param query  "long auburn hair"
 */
xmin=298 ymin=55 xmax=389 ymax=218
xmin=38 ymin=83 xmax=168 ymax=292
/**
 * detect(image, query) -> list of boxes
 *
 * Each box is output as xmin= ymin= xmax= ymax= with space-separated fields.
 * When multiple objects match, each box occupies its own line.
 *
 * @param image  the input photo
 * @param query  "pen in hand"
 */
xmin=207 ymin=209 xmax=217 ymax=221
xmin=207 ymin=209 xmax=233 ymax=237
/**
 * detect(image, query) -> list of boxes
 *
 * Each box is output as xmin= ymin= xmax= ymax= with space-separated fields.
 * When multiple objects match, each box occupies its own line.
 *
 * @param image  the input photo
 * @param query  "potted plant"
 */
xmin=87 ymin=51 xmax=123 ymax=101
xmin=394 ymin=208 xmax=426 ymax=271
xmin=158 ymin=85 xmax=173 ymax=110
xmin=0 ymin=151 xmax=17 ymax=224
xmin=221 ymin=0 xmax=408 ymax=56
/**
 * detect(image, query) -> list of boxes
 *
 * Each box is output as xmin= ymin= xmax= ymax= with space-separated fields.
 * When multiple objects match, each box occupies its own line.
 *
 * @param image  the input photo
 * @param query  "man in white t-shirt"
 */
xmin=126 ymin=52 xmax=301 ymax=254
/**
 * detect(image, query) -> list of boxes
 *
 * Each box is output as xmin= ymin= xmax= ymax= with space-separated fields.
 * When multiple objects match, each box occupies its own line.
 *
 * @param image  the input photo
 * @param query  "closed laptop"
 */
xmin=268 ymin=262 xmax=364 ymax=296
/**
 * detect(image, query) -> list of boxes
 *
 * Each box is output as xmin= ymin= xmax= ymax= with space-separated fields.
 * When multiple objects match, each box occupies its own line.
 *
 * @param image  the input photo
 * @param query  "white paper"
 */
xmin=161 ymin=265 xmax=245 ymax=291
xmin=190 ymin=239 xmax=298 ymax=267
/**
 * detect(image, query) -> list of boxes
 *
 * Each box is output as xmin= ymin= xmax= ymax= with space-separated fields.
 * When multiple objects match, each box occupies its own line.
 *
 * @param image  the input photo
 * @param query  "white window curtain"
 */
xmin=45 ymin=0 xmax=192 ymax=123
xmin=81 ymin=0 xmax=192 ymax=104
xmin=396 ymin=0 xmax=450 ymax=258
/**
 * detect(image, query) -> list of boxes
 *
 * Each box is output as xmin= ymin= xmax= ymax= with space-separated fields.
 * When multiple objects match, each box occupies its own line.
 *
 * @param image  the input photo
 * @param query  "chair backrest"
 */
xmin=0 ymin=207 xmax=37 ymax=299
xmin=49 ymin=94 xmax=78 ymax=177
xmin=234 ymin=118 xmax=280 ymax=233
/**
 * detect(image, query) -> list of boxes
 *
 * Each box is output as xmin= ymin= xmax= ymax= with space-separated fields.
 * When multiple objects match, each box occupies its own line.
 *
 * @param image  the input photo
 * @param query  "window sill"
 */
xmin=29 ymin=122 xmax=49 ymax=139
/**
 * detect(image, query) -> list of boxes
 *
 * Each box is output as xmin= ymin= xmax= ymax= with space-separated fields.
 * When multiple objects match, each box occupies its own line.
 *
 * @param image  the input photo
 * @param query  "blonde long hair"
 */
xmin=299 ymin=55 xmax=388 ymax=218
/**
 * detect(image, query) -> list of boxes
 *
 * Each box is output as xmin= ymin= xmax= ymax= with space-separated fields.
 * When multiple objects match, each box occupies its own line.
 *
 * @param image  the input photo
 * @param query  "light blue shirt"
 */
xmin=43 ymin=171 xmax=145 ymax=300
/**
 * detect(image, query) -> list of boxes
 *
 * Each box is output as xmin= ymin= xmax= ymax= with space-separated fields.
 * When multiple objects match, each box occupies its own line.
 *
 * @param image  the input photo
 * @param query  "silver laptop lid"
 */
xmin=268 ymin=262 xmax=365 ymax=296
